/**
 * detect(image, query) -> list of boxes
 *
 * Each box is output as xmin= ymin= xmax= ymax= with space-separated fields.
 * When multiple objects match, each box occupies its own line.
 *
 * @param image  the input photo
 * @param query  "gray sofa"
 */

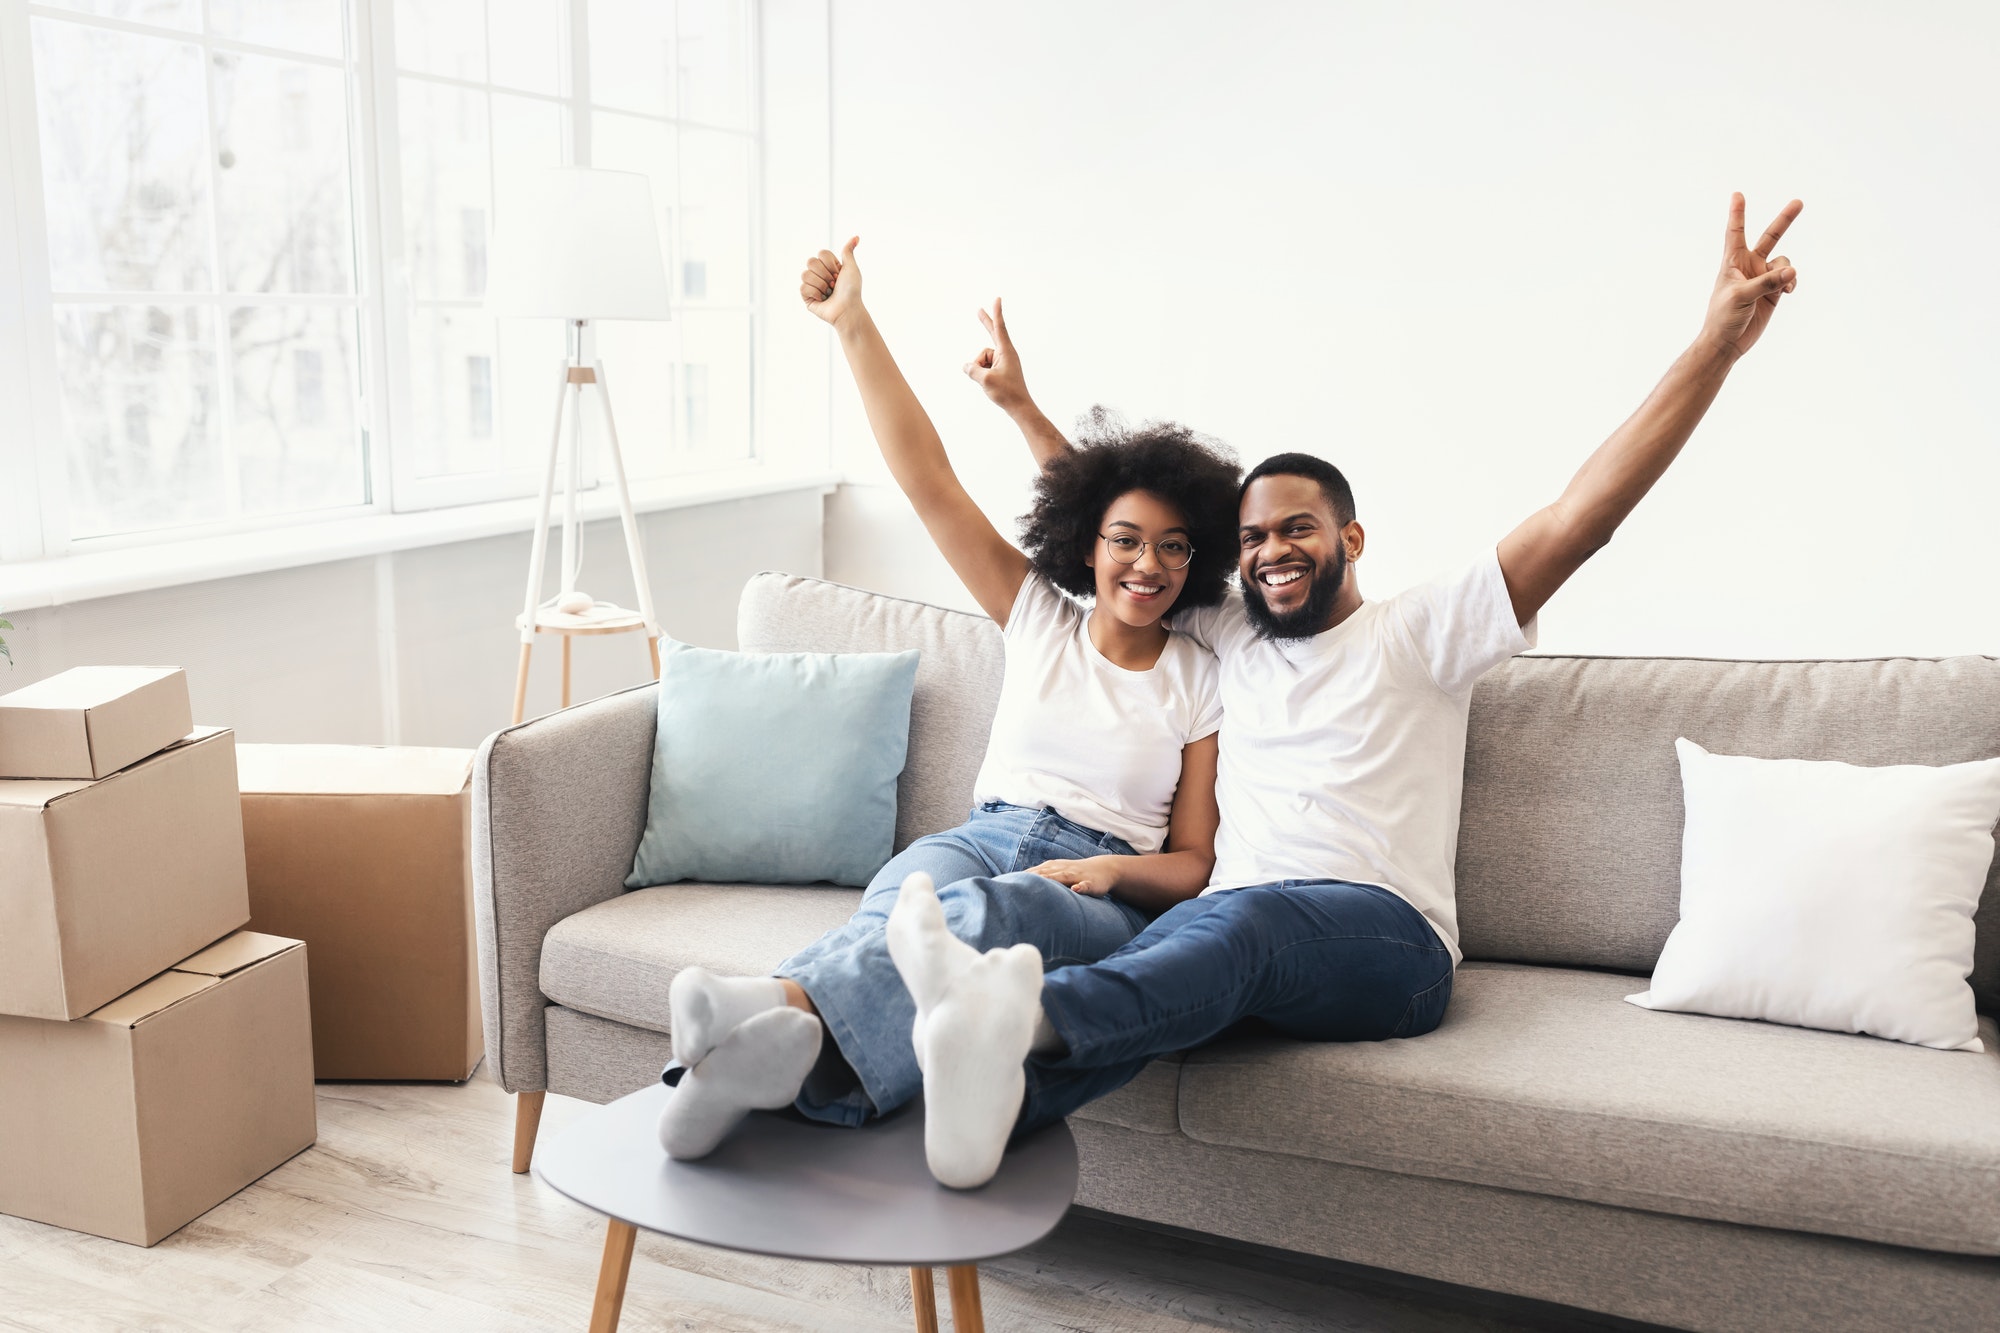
xmin=472 ymin=571 xmax=2000 ymax=1333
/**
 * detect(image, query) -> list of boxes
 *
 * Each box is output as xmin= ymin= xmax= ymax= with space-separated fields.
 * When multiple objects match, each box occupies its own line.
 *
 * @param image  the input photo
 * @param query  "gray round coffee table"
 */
xmin=535 ymin=1081 xmax=1078 ymax=1332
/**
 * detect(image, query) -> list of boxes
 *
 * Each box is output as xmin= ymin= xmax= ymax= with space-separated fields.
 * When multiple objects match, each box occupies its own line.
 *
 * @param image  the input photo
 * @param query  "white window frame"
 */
xmin=0 ymin=0 xmax=765 ymax=561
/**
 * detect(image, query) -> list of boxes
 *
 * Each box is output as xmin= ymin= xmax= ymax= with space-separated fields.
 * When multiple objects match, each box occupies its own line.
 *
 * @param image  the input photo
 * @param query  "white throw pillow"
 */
xmin=1627 ymin=739 xmax=2000 ymax=1052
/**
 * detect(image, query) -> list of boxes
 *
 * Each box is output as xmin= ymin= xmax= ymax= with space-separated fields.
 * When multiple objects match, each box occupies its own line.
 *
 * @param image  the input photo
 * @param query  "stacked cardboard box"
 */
xmin=239 ymin=744 xmax=484 ymax=1081
xmin=0 ymin=668 xmax=317 ymax=1246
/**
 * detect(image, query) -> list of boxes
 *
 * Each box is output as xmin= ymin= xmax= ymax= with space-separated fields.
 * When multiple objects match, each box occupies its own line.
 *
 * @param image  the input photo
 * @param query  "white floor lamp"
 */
xmin=485 ymin=167 xmax=673 ymax=724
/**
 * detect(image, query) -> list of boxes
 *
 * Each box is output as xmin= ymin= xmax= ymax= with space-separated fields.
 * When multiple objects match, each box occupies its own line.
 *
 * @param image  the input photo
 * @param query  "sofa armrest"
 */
xmin=472 ymin=682 xmax=657 ymax=1092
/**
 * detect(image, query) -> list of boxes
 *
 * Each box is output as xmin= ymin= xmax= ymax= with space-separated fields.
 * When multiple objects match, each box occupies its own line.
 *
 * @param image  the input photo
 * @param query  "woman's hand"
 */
xmin=801 ymin=237 xmax=863 ymax=329
xmin=1029 ymin=855 xmax=1127 ymax=898
xmin=964 ymin=298 xmax=1032 ymax=414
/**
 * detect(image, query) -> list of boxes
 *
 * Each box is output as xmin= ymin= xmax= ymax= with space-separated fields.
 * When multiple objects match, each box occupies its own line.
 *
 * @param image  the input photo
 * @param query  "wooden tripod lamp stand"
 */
xmin=486 ymin=168 xmax=673 ymax=725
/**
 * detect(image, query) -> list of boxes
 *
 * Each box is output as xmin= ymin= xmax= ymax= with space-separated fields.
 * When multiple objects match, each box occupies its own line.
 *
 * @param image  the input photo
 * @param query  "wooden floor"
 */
xmin=0 ymin=1075 xmax=1663 ymax=1332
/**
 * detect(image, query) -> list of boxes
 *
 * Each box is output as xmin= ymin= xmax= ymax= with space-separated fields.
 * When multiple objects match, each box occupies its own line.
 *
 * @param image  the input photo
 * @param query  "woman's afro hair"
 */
xmin=1018 ymin=407 xmax=1242 ymax=609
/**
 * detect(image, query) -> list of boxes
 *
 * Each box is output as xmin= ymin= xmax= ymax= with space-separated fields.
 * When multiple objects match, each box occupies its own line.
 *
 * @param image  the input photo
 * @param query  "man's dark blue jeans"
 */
xmin=1018 ymin=880 xmax=1455 ymax=1135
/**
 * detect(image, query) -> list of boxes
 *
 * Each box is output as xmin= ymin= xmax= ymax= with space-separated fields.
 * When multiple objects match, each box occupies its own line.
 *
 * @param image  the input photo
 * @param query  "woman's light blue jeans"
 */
xmin=775 ymin=801 xmax=1152 ymax=1127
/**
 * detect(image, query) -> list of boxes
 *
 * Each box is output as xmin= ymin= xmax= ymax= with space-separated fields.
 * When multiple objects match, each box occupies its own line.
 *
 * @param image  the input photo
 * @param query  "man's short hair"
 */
xmin=1241 ymin=452 xmax=1357 ymax=527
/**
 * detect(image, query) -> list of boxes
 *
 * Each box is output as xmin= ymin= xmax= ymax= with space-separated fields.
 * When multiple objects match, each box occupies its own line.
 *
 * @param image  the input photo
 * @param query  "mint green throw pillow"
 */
xmin=625 ymin=639 xmax=920 ymax=889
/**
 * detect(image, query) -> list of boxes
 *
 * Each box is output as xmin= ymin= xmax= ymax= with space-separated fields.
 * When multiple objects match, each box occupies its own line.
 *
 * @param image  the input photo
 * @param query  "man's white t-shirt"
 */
xmin=972 ymin=575 xmax=1224 ymax=854
xmin=1175 ymin=549 xmax=1535 ymax=963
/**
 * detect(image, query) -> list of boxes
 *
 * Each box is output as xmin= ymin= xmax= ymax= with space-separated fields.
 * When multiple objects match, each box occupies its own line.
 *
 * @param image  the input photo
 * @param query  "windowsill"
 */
xmin=0 ymin=464 xmax=842 ymax=611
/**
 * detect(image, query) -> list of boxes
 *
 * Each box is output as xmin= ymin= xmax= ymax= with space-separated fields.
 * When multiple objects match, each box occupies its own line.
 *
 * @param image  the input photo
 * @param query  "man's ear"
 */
xmin=1343 ymin=521 xmax=1366 ymax=561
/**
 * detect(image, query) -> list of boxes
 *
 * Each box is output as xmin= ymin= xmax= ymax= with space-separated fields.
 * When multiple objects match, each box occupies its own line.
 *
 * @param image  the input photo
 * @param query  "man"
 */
xmin=882 ymin=193 xmax=1803 ymax=1188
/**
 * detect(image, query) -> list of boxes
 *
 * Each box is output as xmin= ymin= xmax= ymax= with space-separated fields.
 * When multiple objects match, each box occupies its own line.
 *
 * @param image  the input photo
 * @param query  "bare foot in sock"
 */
xmin=669 ymin=966 xmax=787 ymax=1067
xmin=887 ymin=871 xmax=1044 ymax=1189
xmin=657 ymin=1006 xmax=822 ymax=1160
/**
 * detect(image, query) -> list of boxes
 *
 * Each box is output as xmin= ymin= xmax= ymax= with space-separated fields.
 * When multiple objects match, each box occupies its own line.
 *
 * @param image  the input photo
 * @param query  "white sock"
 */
xmin=669 ymin=967 xmax=787 ymax=1068
xmin=887 ymin=871 xmax=1043 ymax=1189
xmin=657 ymin=1006 xmax=822 ymax=1160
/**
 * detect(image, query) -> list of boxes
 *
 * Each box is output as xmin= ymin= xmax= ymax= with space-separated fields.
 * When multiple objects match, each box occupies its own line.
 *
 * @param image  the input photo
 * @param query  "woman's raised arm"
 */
xmin=804 ymin=239 xmax=1029 ymax=625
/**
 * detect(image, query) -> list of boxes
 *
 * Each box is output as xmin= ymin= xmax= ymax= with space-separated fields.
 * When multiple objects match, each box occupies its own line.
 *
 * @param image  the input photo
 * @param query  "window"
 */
xmin=27 ymin=0 xmax=369 ymax=542
xmin=5 ymin=0 xmax=761 ymax=556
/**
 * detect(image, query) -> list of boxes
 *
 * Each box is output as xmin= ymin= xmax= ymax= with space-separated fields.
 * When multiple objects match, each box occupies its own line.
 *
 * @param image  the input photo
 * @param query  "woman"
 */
xmin=657 ymin=240 xmax=1240 ymax=1176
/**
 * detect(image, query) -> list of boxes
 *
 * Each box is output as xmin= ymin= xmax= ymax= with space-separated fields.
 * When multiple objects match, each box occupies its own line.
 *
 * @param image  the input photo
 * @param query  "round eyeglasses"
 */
xmin=1100 ymin=532 xmax=1195 ymax=570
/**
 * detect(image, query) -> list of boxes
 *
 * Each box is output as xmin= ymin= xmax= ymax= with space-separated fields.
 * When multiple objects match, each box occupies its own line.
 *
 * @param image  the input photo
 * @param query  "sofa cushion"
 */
xmin=1069 ymin=1052 xmax=1184 ymax=1136
xmin=1176 ymin=962 xmax=2000 ymax=1255
xmin=738 ymin=573 xmax=1004 ymax=852
xmin=540 ymin=885 xmax=864 ymax=1034
xmin=1455 ymin=655 xmax=2000 ymax=1013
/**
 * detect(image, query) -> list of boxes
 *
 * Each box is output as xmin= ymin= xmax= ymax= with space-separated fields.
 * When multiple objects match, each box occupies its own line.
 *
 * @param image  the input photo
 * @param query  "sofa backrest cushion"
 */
xmin=738 ymin=573 xmax=1002 ymax=852
xmin=1456 ymin=655 xmax=2000 ymax=1013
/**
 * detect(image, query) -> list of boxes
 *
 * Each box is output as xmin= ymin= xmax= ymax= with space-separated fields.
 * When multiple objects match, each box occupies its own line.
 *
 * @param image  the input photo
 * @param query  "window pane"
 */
xmin=209 ymin=0 xmax=345 ymax=60
xmin=36 ymin=0 xmax=198 ymax=31
xmin=398 ymin=79 xmax=490 ymax=302
xmin=33 ymin=18 xmax=211 ymax=293
xmin=596 ymin=322 xmax=678 ymax=477
xmin=496 ymin=316 xmax=567 ymax=470
xmin=674 ymin=308 xmax=750 ymax=461
xmin=489 ymin=0 xmax=564 ymax=95
xmin=408 ymin=307 xmax=496 ymax=478
xmin=395 ymin=0 xmax=485 ymax=81
xmin=679 ymin=128 xmax=749 ymax=306
xmin=409 ymin=308 xmax=564 ymax=479
xmin=678 ymin=0 xmax=750 ymax=129
xmin=55 ymin=304 xmax=225 ymax=538
xmin=214 ymin=52 xmax=356 ymax=294
xmin=230 ymin=305 xmax=366 ymax=514
xmin=590 ymin=0 xmax=675 ymax=118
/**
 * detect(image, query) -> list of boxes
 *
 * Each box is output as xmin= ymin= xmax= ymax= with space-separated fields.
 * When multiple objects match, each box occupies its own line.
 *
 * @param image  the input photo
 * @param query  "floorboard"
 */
xmin=0 ymin=1075 xmax=1669 ymax=1331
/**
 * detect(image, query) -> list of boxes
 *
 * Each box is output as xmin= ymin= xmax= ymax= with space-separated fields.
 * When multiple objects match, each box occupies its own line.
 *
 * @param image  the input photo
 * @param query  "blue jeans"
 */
xmin=775 ymin=801 xmax=1153 ymax=1127
xmin=1017 ymin=880 xmax=1455 ymax=1135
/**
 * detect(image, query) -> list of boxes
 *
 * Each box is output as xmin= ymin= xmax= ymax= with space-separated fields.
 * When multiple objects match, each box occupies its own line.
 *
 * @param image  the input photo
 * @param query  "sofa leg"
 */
xmin=513 ymin=1089 xmax=546 ymax=1173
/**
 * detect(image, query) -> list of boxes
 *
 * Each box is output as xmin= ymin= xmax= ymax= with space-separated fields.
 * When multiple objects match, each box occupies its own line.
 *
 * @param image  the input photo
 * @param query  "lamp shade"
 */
xmin=484 ymin=167 xmax=674 ymax=321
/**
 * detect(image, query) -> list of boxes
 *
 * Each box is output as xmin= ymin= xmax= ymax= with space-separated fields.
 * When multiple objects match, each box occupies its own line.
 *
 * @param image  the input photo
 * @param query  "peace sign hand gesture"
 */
xmin=1703 ymin=193 xmax=1803 ymax=361
xmin=963 ymin=297 xmax=1032 ymax=414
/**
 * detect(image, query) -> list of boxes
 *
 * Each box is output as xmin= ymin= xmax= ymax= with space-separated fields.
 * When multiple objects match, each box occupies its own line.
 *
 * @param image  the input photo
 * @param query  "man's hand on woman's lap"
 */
xmin=1029 ymin=856 xmax=1125 ymax=898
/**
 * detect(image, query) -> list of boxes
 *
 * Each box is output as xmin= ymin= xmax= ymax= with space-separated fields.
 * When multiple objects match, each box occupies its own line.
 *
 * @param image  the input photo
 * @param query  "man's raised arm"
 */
xmin=964 ymin=297 xmax=1073 ymax=469
xmin=1496 ymin=193 xmax=1803 ymax=625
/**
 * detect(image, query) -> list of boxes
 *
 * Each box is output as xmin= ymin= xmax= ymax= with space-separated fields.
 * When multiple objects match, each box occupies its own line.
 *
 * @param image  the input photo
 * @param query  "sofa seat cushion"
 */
xmin=1069 ymin=1052 xmax=1185 ymax=1135
xmin=541 ymin=885 xmax=864 ymax=1035
xmin=1177 ymin=962 xmax=2000 ymax=1255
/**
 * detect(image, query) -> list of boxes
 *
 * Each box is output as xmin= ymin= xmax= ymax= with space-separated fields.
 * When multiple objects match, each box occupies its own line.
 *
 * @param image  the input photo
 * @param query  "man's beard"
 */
xmin=1243 ymin=547 xmax=1347 ymax=641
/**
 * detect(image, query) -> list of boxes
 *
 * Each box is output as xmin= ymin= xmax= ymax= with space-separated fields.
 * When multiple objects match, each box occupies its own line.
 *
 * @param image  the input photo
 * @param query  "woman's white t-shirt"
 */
xmin=970 ymin=575 xmax=1224 ymax=854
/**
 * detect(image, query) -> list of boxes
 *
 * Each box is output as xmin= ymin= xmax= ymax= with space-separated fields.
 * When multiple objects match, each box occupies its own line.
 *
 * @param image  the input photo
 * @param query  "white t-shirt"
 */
xmin=972 ymin=575 xmax=1224 ymax=854
xmin=1175 ymin=549 xmax=1535 ymax=963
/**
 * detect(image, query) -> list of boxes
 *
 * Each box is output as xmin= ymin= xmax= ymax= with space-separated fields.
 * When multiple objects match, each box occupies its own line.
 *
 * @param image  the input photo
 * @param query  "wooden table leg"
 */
xmin=560 ymin=634 xmax=573 ymax=709
xmin=909 ymin=1267 xmax=939 ymax=1333
xmin=512 ymin=1090 xmax=545 ymax=1174
xmin=647 ymin=634 xmax=661 ymax=680
xmin=946 ymin=1265 xmax=983 ymax=1333
xmin=589 ymin=1218 xmax=637 ymax=1333
xmin=512 ymin=641 xmax=533 ymax=725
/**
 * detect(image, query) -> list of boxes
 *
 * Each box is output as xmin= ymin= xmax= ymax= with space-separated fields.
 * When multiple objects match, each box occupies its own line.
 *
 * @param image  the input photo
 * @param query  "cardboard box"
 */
xmin=238 ymin=745 xmax=482 ymax=1081
xmin=0 ymin=931 xmax=317 ymax=1246
xmin=0 ymin=727 xmax=251 ymax=1020
xmin=0 ymin=666 xmax=193 ymax=780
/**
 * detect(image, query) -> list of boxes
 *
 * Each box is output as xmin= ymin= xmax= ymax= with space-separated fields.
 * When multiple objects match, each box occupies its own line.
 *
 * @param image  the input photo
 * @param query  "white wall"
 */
xmin=0 ymin=491 xmax=824 ymax=747
xmin=811 ymin=0 xmax=1999 ymax=658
